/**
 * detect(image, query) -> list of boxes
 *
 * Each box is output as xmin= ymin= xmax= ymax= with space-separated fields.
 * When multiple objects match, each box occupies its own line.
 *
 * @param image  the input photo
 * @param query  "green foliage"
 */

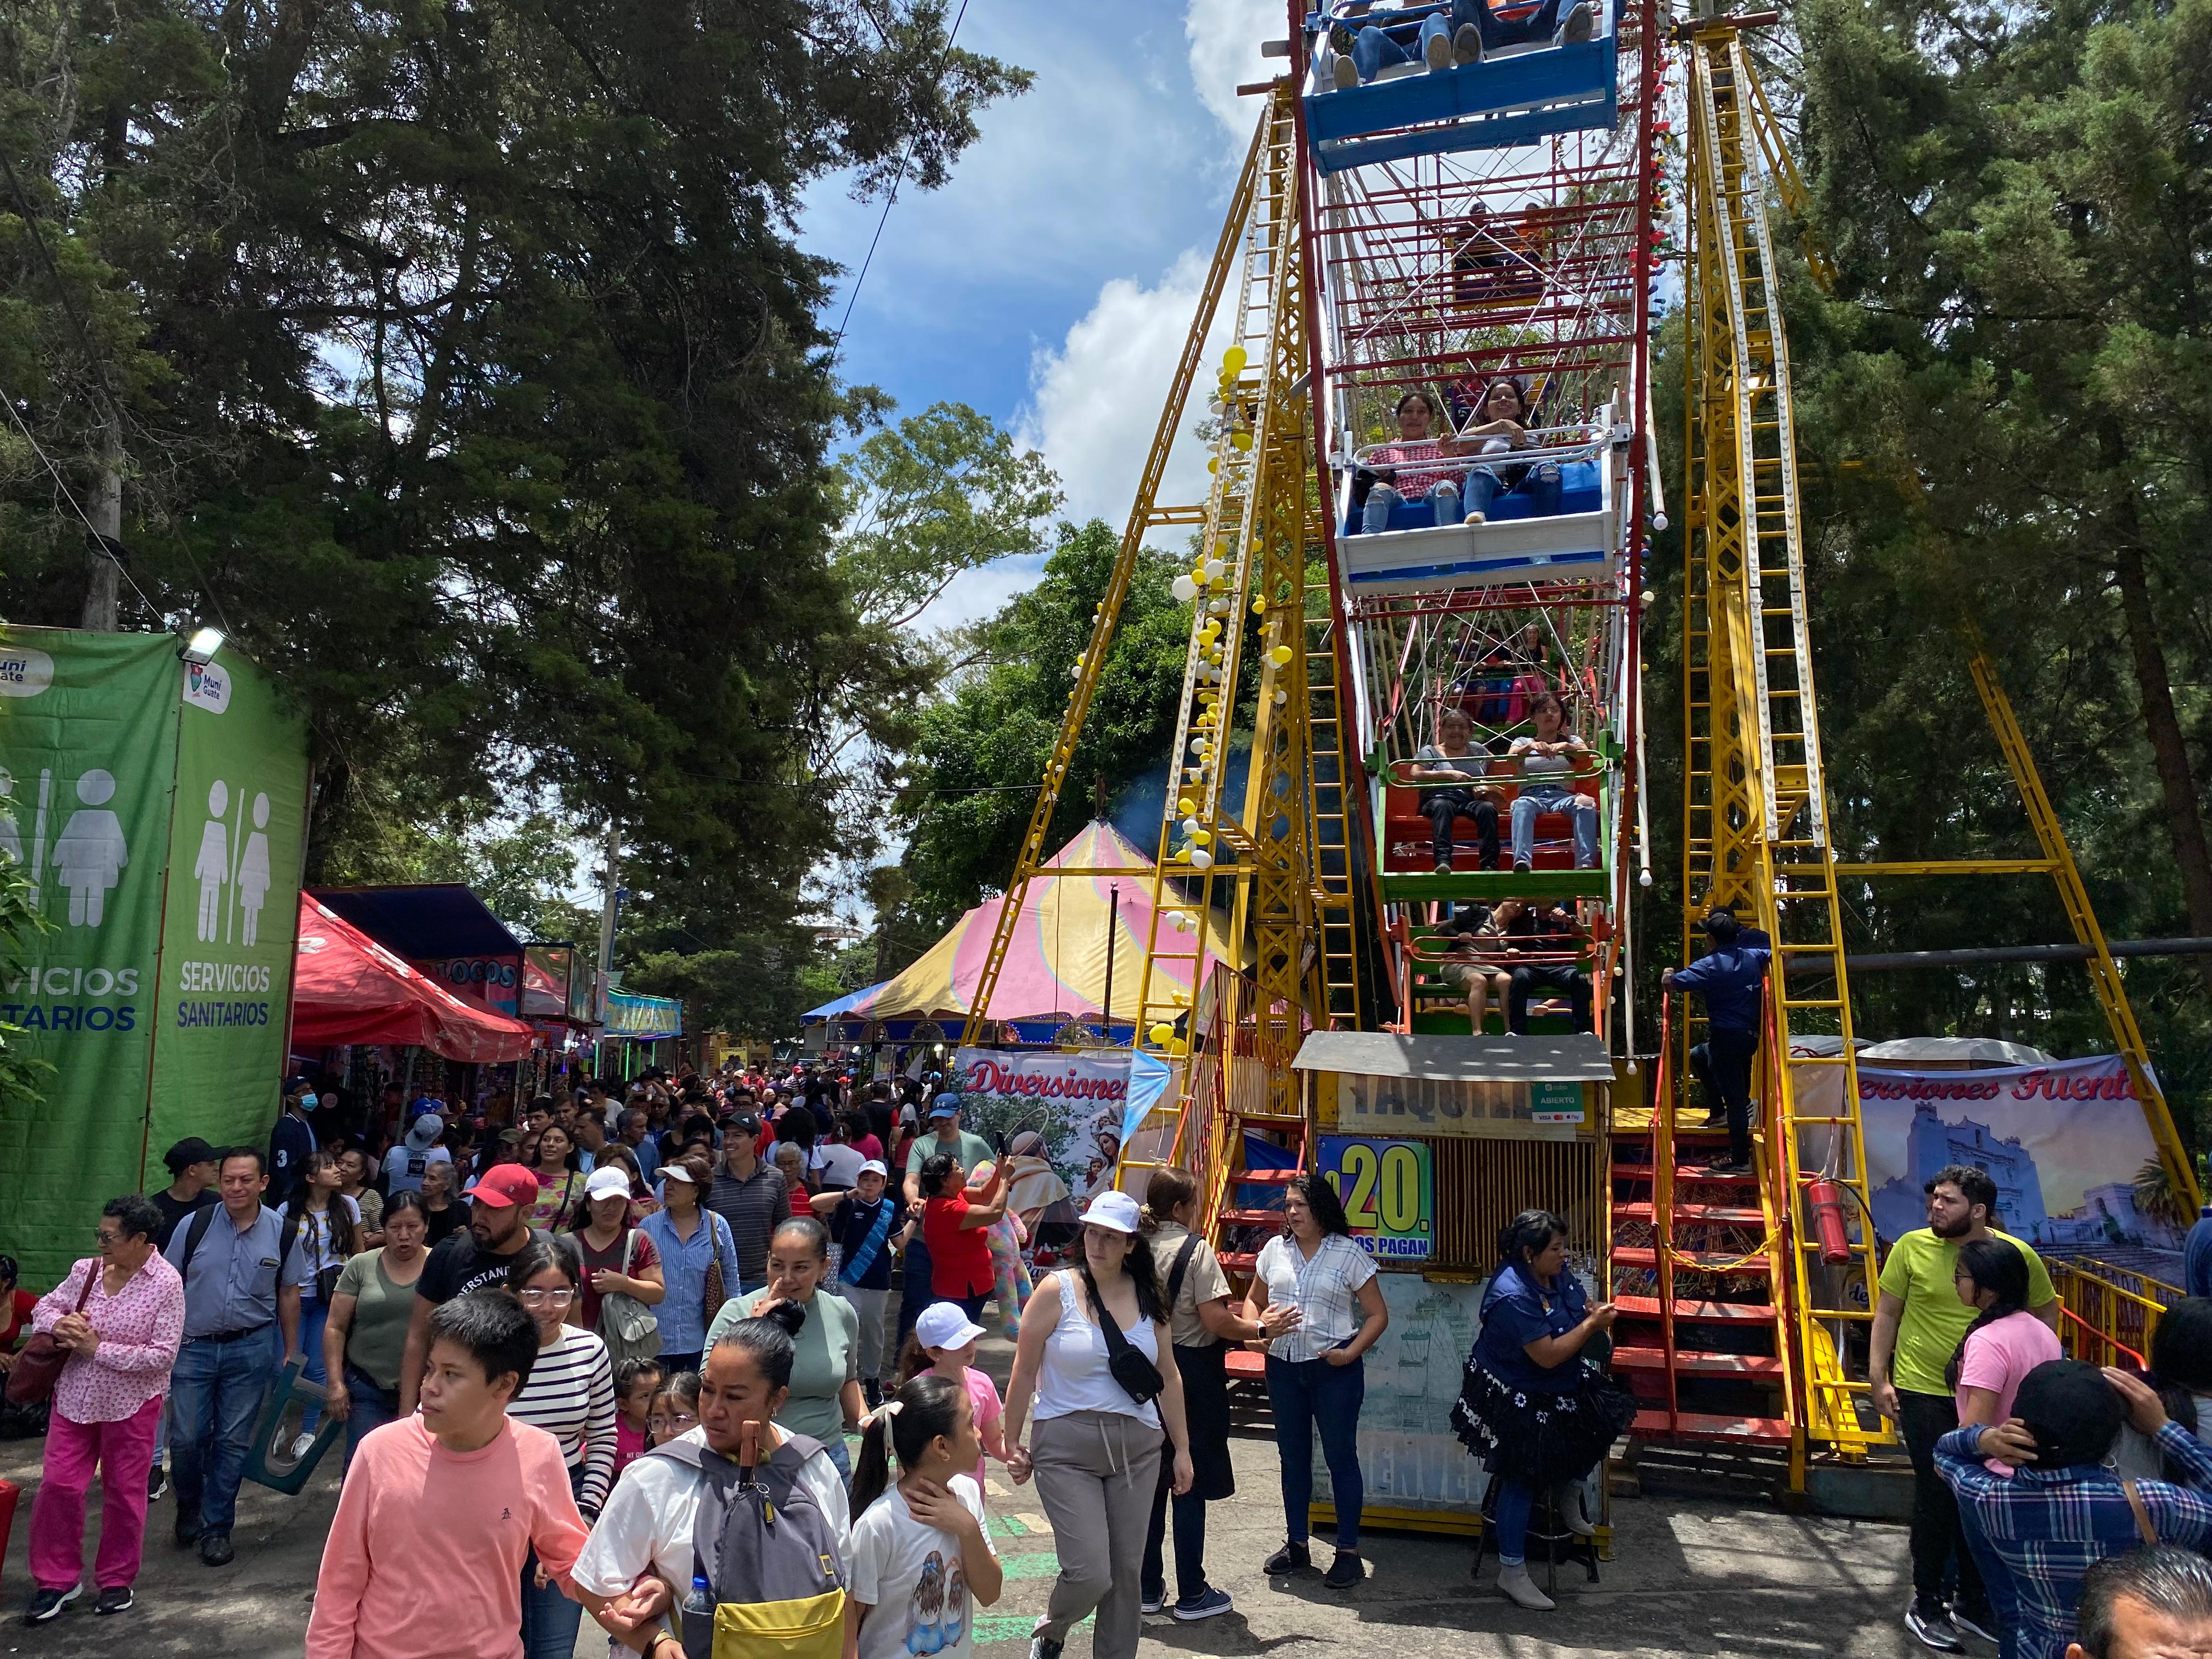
xmin=889 ymin=519 xmax=1196 ymax=944
xmin=0 ymin=852 xmax=54 ymax=1111
xmin=0 ymin=0 xmax=1029 ymax=947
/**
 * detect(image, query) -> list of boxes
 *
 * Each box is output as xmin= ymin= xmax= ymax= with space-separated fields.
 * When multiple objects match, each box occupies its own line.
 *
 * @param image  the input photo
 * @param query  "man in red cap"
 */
xmin=395 ymin=1165 xmax=547 ymax=1416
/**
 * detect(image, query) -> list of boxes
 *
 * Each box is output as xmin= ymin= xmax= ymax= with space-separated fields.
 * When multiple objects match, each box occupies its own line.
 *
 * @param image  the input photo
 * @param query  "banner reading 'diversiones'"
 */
xmin=1792 ymin=1053 xmax=2180 ymax=1261
xmin=952 ymin=1047 xmax=1172 ymax=1203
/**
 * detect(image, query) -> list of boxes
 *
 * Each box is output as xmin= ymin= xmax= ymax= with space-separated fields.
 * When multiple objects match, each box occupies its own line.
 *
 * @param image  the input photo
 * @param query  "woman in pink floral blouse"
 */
xmin=23 ymin=1194 xmax=186 ymax=1622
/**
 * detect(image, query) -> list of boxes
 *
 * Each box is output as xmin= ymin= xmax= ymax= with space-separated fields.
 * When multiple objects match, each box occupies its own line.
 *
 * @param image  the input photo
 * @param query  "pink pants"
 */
xmin=30 ymin=1393 xmax=162 ymax=1592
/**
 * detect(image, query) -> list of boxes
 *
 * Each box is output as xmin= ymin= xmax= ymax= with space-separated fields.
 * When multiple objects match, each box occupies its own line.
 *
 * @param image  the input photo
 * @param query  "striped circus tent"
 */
xmin=853 ymin=821 xmax=1237 ymax=1029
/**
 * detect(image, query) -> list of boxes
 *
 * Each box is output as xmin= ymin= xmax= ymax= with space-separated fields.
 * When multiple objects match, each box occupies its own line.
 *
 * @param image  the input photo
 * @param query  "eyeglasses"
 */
xmin=518 ymin=1288 xmax=575 ymax=1306
xmin=647 ymin=1411 xmax=698 ymax=1433
xmin=94 ymin=1229 xmax=125 ymax=1246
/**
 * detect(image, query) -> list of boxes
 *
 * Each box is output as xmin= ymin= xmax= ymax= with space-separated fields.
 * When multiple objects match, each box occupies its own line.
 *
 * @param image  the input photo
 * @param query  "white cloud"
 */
xmin=1015 ymin=247 xmax=1223 ymax=532
xmin=1184 ymin=0 xmax=1285 ymax=139
xmin=902 ymin=553 xmax=1049 ymax=637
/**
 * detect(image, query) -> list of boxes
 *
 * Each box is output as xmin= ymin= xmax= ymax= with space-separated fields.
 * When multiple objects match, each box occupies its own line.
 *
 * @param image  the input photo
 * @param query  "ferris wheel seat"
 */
xmin=1302 ymin=25 xmax=1618 ymax=174
xmin=1339 ymin=511 xmax=1615 ymax=599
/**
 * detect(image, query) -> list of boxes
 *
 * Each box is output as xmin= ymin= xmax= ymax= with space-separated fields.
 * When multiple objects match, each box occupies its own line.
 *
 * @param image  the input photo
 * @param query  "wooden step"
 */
xmin=1220 ymin=1252 xmax=1259 ymax=1273
xmin=1232 ymin=1168 xmax=1299 ymax=1186
xmin=1612 ymin=1346 xmax=1786 ymax=1379
xmin=1219 ymin=1209 xmax=1283 ymax=1228
xmin=1226 ymin=1348 xmax=1267 ymax=1378
xmin=1612 ymin=1295 xmax=1776 ymax=1324
xmin=1615 ymin=1201 xmax=1765 ymax=1225
xmin=1632 ymin=1409 xmax=1794 ymax=1444
xmin=1611 ymin=1248 xmax=1770 ymax=1274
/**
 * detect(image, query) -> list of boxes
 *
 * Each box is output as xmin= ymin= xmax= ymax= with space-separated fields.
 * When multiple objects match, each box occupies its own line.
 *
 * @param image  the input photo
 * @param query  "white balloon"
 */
xmin=1188 ymin=848 xmax=1214 ymax=871
xmin=1204 ymin=558 xmax=1227 ymax=580
xmin=1171 ymin=575 xmax=1198 ymax=602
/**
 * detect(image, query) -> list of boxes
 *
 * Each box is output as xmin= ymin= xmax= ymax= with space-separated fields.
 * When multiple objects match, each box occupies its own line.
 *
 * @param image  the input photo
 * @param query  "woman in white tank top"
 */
xmin=1002 ymin=1192 xmax=1192 ymax=1659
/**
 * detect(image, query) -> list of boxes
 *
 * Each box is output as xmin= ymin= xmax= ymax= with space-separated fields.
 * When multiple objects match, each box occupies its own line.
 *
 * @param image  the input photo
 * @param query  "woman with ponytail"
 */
xmin=1950 ymin=1237 xmax=2061 ymax=1444
xmin=848 ymin=1375 xmax=1005 ymax=1659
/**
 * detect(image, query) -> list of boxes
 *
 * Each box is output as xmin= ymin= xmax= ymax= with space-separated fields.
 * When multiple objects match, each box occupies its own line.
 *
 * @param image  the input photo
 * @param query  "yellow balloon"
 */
xmin=1270 ymin=645 xmax=1293 ymax=665
xmin=1176 ymin=796 xmax=1194 ymax=815
xmin=1223 ymin=346 xmax=1248 ymax=373
xmin=1206 ymin=457 xmax=1219 ymax=475
xmin=1191 ymin=830 xmax=1212 ymax=845
xmin=1231 ymin=431 xmax=1253 ymax=452
xmin=1252 ymin=597 xmax=1268 ymax=614
xmin=1149 ymin=1023 xmax=1175 ymax=1046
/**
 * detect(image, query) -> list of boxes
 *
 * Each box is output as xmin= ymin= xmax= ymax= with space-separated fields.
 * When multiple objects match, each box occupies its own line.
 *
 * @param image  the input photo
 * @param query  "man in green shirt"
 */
xmin=1870 ymin=1163 xmax=2061 ymax=1652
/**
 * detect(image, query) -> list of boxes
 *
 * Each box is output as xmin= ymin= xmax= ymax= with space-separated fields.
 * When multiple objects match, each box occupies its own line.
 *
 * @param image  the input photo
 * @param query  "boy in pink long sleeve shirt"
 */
xmin=308 ymin=1293 xmax=592 ymax=1659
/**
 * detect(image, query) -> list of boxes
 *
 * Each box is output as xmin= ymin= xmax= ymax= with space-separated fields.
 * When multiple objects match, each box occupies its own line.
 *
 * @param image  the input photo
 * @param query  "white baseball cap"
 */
xmin=658 ymin=1162 xmax=699 ymax=1186
xmin=584 ymin=1166 xmax=632 ymax=1201
xmin=915 ymin=1302 xmax=989 ymax=1351
xmin=1085 ymin=1190 xmax=1142 ymax=1234
xmin=857 ymin=1159 xmax=889 ymax=1179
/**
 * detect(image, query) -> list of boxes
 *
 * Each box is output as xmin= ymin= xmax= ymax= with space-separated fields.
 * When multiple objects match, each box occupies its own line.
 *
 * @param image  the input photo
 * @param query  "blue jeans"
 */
xmin=1465 ymin=461 xmax=1563 ymax=521
xmin=519 ymin=1463 xmax=588 ymax=1658
xmin=1511 ymin=785 xmax=1599 ymax=867
xmin=297 ymin=1298 xmax=330 ymax=1436
xmin=168 ymin=1325 xmax=279 ymax=1534
xmin=341 ymin=1364 xmax=398 ymax=1472
xmin=1362 ymin=478 xmax=1460 ymax=533
xmin=1491 ymin=1477 xmax=1536 ymax=1565
xmin=822 ymin=1435 xmax=852 ymax=1483
xmin=1347 ymin=2 xmax=1480 ymax=81
xmin=1468 ymin=0 xmax=1568 ymax=52
xmin=1266 ymin=1352 xmax=1365 ymax=1550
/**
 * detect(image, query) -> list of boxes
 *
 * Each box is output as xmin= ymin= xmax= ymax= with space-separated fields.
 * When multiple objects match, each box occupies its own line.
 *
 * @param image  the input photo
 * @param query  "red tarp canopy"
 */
xmin=291 ymin=894 xmax=536 ymax=1062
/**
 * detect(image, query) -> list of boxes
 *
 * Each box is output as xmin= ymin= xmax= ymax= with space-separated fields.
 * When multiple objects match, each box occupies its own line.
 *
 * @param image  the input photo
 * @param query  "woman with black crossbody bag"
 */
xmin=1001 ymin=1190 xmax=1193 ymax=1659
xmin=1135 ymin=1169 xmax=1300 ymax=1622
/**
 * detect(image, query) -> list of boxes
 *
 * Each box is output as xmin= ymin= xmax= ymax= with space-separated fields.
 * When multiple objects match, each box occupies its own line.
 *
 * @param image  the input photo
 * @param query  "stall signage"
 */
xmin=1317 ymin=1135 xmax=1434 ymax=1262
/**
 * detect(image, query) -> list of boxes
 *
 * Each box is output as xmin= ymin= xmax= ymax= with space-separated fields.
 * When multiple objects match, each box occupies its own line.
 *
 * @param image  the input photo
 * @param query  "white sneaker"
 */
xmin=1557 ymin=2 xmax=1595 ymax=43
xmin=1463 ymin=511 xmax=1487 ymax=524
xmin=1424 ymin=26 xmax=1453 ymax=70
xmin=1497 ymin=1562 xmax=1556 ymax=1611
xmin=289 ymin=1431 xmax=318 ymax=1461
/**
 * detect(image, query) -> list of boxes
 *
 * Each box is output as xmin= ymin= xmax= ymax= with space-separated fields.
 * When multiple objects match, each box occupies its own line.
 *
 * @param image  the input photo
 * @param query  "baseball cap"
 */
xmin=928 ymin=1094 xmax=961 ymax=1120
xmin=584 ymin=1166 xmax=632 ymax=1201
xmin=857 ymin=1159 xmax=889 ymax=1179
xmin=915 ymin=1302 xmax=988 ymax=1352
xmin=410 ymin=1097 xmax=443 ymax=1118
xmin=163 ymin=1136 xmax=219 ymax=1173
xmin=470 ymin=1165 xmax=541 ymax=1210
xmin=1085 ymin=1190 xmax=1142 ymax=1234
xmin=731 ymin=1112 xmax=762 ymax=1135
xmin=659 ymin=1161 xmax=700 ymax=1187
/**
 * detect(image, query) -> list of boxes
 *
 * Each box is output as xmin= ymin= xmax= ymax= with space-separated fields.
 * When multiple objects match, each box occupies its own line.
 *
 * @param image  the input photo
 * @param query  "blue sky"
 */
xmin=800 ymin=0 xmax=1280 ymax=629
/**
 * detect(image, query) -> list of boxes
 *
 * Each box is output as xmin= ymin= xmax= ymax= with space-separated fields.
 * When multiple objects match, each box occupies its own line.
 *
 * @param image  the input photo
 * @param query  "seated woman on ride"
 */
xmin=1321 ymin=0 xmax=1598 ymax=88
xmin=1358 ymin=391 xmax=1470 ymax=534
xmin=1507 ymin=691 xmax=1599 ymax=870
xmin=1457 ymin=375 xmax=1564 ymax=523
xmin=1451 ymin=1209 xmax=1635 ymax=1611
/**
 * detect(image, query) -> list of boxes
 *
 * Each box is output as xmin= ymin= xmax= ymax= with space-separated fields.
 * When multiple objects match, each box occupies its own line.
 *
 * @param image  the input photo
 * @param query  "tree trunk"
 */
xmin=2105 ymin=461 xmax=2212 ymax=1000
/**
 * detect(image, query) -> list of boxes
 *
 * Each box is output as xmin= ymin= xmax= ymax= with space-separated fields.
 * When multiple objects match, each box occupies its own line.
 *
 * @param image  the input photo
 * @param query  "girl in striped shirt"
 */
xmin=503 ymin=1240 xmax=616 ymax=1659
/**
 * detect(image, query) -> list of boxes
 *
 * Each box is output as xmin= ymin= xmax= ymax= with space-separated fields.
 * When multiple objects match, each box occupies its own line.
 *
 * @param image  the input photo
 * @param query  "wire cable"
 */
xmin=0 ymin=374 xmax=166 ymax=623
xmin=830 ymin=0 xmax=974 ymax=358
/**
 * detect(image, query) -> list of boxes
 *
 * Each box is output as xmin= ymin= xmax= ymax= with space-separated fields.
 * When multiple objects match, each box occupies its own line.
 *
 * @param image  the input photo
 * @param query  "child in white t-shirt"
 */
xmin=848 ymin=1374 xmax=1004 ymax=1659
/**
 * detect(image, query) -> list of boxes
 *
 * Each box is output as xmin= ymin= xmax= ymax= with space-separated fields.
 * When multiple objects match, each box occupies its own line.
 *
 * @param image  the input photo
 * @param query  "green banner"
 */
xmin=147 ymin=647 xmax=308 ymax=1171
xmin=0 ymin=633 xmax=177 ymax=1284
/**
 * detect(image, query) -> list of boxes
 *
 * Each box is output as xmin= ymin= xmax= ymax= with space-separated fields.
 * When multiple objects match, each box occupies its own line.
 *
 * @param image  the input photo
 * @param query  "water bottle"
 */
xmin=682 ymin=1574 xmax=713 ymax=1617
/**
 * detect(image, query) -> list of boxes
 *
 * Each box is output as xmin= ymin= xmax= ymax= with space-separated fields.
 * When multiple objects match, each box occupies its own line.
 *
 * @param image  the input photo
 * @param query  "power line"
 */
xmin=0 ymin=375 xmax=165 ymax=623
xmin=830 ymin=0 xmax=975 ymax=358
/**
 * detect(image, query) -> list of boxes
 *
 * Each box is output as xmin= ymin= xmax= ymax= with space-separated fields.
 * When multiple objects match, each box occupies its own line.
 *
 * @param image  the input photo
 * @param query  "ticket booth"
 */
xmin=1289 ymin=1031 xmax=1616 ymax=1536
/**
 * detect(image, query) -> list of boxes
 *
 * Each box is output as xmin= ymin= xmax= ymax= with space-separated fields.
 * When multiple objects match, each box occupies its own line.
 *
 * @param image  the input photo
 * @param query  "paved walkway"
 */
xmin=0 ymin=1342 xmax=1925 ymax=1658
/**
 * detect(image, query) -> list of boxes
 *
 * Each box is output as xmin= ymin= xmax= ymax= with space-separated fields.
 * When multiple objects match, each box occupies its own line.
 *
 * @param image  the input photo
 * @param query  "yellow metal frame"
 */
xmin=1681 ymin=26 xmax=1887 ymax=1486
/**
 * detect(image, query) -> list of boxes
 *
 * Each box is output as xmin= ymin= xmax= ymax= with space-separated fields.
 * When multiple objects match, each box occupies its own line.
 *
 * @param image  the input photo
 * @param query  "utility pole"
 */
xmin=81 ymin=426 xmax=122 ymax=631
xmin=596 ymin=825 xmax=622 ymax=1070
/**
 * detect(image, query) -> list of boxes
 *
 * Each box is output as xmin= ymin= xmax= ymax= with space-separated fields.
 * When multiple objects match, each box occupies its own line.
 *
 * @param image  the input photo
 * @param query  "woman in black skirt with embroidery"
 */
xmin=1452 ymin=1209 xmax=1636 ymax=1611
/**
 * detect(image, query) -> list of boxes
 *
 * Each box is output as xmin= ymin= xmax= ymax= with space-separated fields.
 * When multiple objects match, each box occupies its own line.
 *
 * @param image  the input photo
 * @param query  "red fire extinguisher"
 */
xmin=0 ymin=1477 xmax=19 ymax=1596
xmin=1805 ymin=1177 xmax=1853 ymax=1266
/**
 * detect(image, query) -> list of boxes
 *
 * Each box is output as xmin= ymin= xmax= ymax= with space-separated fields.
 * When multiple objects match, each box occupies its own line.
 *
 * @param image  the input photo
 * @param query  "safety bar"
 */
xmin=1346 ymin=426 xmax=1613 ymax=476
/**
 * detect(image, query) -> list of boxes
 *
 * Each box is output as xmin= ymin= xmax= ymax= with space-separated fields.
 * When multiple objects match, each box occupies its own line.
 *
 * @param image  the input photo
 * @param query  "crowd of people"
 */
xmin=7 ymin=1060 xmax=2212 ymax=1659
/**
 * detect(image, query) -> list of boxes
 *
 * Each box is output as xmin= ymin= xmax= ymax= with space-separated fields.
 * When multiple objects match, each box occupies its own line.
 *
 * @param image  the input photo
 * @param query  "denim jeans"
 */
xmin=1266 ymin=1352 xmax=1364 ymax=1550
xmin=1491 ymin=1476 xmax=1536 ymax=1565
xmin=1465 ymin=461 xmax=1563 ymax=521
xmin=341 ymin=1364 xmax=399 ymax=1472
xmin=822 ymin=1435 xmax=853 ymax=1483
xmin=1348 ymin=2 xmax=1480 ymax=81
xmin=1141 ymin=1481 xmax=1211 ymax=1607
xmin=169 ymin=1324 xmax=279 ymax=1534
xmin=519 ymin=1463 xmax=589 ymax=1658
xmin=297 ymin=1297 xmax=330 ymax=1436
xmin=1362 ymin=478 xmax=1460 ymax=534
xmin=1510 ymin=785 xmax=1599 ymax=867
xmin=1507 ymin=964 xmax=1592 ymax=1034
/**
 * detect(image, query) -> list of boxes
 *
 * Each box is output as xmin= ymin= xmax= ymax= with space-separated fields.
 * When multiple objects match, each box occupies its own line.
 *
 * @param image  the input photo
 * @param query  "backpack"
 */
xmin=648 ymin=1429 xmax=847 ymax=1659
xmin=596 ymin=1231 xmax=662 ymax=1368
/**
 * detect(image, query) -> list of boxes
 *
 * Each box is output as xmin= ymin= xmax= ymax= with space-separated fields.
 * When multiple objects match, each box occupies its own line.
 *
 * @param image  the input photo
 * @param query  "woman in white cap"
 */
xmin=1002 ymin=1189 xmax=1193 ymax=1659
xmin=637 ymin=1153 xmax=741 ymax=1376
xmin=568 ymin=1165 xmax=665 ymax=1344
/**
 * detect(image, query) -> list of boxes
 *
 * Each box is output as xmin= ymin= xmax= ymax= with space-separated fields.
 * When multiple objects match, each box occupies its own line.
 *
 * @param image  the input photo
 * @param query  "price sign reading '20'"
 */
xmin=1317 ymin=1135 xmax=1434 ymax=1262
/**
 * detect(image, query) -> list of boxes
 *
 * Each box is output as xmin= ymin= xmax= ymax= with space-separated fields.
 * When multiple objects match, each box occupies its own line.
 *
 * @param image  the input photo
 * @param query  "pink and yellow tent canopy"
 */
xmin=853 ymin=821 xmax=1238 ymax=1026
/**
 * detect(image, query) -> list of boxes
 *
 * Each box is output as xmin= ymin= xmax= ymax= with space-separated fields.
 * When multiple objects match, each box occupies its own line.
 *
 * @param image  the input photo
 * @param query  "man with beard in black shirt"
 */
xmin=394 ymin=1164 xmax=547 ymax=1415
